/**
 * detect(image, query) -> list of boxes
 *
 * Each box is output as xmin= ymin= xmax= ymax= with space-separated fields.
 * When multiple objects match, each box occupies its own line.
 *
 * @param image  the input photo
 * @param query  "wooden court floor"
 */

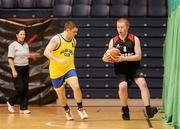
xmin=0 ymin=105 xmax=171 ymax=129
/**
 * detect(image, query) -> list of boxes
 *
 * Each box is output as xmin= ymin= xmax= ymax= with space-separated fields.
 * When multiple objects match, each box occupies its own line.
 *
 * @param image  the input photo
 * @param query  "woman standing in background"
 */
xmin=7 ymin=28 xmax=31 ymax=114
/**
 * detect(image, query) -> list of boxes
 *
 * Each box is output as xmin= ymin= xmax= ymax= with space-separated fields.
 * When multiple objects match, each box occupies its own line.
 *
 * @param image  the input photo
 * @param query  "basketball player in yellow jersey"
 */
xmin=44 ymin=21 xmax=88 ymax=120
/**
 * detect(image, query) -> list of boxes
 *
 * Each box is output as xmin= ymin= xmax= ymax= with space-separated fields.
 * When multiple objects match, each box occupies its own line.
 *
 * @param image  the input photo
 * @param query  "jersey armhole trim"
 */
xmin=53 ymin=34 xmax=61 ymax=51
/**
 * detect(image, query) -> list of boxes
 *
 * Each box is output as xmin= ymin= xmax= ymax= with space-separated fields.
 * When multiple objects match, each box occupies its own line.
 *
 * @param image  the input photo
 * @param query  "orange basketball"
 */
xmin=108 ymin=48 xmax=121 ymax=58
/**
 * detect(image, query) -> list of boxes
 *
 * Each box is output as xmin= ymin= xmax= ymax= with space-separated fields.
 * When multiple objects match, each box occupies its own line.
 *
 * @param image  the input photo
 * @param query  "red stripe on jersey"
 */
xmin=113 ymin=34 xmax=135 ymax=45
xmin=113 ymin=35 xmax=119 ymax=45
xmin=127 ymin=33 xmax=135 ymax=43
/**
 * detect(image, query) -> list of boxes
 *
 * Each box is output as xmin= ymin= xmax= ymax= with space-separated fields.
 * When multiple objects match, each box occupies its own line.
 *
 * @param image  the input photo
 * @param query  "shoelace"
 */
xmin=79 ymin=109 xmax=85 ymax=115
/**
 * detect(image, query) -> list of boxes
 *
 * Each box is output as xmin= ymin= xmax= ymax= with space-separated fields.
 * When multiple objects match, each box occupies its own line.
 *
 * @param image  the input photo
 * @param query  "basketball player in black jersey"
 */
xmin=102 ymin=18 xmax=157 ymax=120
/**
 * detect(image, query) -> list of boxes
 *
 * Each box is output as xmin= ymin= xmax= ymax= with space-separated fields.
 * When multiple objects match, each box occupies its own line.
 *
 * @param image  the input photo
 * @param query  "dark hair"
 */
xmin=64 ymin=21 xmax=78 ymax=30
xmin=16 ymin=28 xmax=26 ymax=35
xmin=15 ymin=28 xmax=26 ymax=41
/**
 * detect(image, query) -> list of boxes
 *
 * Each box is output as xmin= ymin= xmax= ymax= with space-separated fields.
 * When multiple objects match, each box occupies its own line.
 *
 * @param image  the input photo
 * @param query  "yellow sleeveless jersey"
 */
xmin=49 ymin=34 xmax=75 ymax=79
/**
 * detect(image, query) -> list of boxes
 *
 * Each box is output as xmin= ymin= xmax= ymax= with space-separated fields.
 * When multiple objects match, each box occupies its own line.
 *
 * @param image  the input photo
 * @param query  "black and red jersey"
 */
xmin=112 ymin=33 xmax=141 ymax=75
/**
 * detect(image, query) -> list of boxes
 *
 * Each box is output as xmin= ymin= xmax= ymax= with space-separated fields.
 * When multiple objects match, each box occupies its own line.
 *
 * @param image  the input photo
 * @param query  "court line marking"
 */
xmin=143 ymin=109 xmax=154 ymax=129
xmin=45 ymin=121 xmax=122 ymax=129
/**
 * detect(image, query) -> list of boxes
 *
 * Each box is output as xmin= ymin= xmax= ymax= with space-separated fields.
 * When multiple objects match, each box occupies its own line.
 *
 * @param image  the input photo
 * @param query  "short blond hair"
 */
xmin=116 ymin=18 xmax=130 ymax=27
xmin=64 ymin=21 xmax=78 ymax=30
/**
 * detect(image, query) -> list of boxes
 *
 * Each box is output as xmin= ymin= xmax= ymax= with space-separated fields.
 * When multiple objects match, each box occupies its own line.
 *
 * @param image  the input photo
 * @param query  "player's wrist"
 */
xmin=119 ymin=56 xmax=125 ymax=62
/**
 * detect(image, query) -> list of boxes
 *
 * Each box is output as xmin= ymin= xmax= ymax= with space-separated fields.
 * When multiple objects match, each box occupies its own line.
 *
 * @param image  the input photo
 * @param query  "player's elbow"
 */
xmin=137 ymin=56 xmax=142 ymax=61
xmin=43 ymin=51 xmax=48 ymax=57
xmin=102 ymin=56 xmax=110 ymax=63
xmin=102 ymin=56 xmax=107 ymax=62
xmin=102 ymin=56 xmax=105 ymax=62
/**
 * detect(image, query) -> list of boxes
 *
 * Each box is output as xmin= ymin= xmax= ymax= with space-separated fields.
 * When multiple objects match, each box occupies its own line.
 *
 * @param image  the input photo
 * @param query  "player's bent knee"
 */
xmin=119 ymin=84 xmax=128 ymax=90
xmin=136 ymin=78 xmax=147 ymax=86
xmin=71 ymin=85 xmax=81 ymax=91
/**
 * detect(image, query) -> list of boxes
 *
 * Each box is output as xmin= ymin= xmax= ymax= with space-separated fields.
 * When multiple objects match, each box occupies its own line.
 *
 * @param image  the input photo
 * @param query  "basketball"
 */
xmin=106 ymin=48 xmax=121 ymax=58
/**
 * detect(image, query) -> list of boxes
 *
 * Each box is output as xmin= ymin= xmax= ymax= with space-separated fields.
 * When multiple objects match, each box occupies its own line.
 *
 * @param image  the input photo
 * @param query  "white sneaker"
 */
xmin=7 ymin=101 xmax=15 ymax=113
xmin=19 ymin=110 xmax=31 ymax=114
xmin=65 ymin=109 xmax=74 ymax=121
xmin=77 ymin=108 xmax=88 ymax=120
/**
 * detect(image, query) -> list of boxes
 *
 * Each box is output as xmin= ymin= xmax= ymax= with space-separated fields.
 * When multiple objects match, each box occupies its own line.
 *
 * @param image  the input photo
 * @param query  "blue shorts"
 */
xmin=51 ymin=69 xmax=77 ymax=89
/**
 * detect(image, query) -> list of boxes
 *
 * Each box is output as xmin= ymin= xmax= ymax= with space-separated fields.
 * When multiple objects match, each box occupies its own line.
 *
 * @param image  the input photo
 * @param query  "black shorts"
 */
xmin=116 ymin=68 xmax=145 ymax=85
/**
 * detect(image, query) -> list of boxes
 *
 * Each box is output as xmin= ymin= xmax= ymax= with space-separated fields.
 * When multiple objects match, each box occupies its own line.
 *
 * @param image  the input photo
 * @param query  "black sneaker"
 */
xmin=146 ymin=107 xmax=158 ymax=118
xmin=122 ymin=106 xmax=130 ymax=120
